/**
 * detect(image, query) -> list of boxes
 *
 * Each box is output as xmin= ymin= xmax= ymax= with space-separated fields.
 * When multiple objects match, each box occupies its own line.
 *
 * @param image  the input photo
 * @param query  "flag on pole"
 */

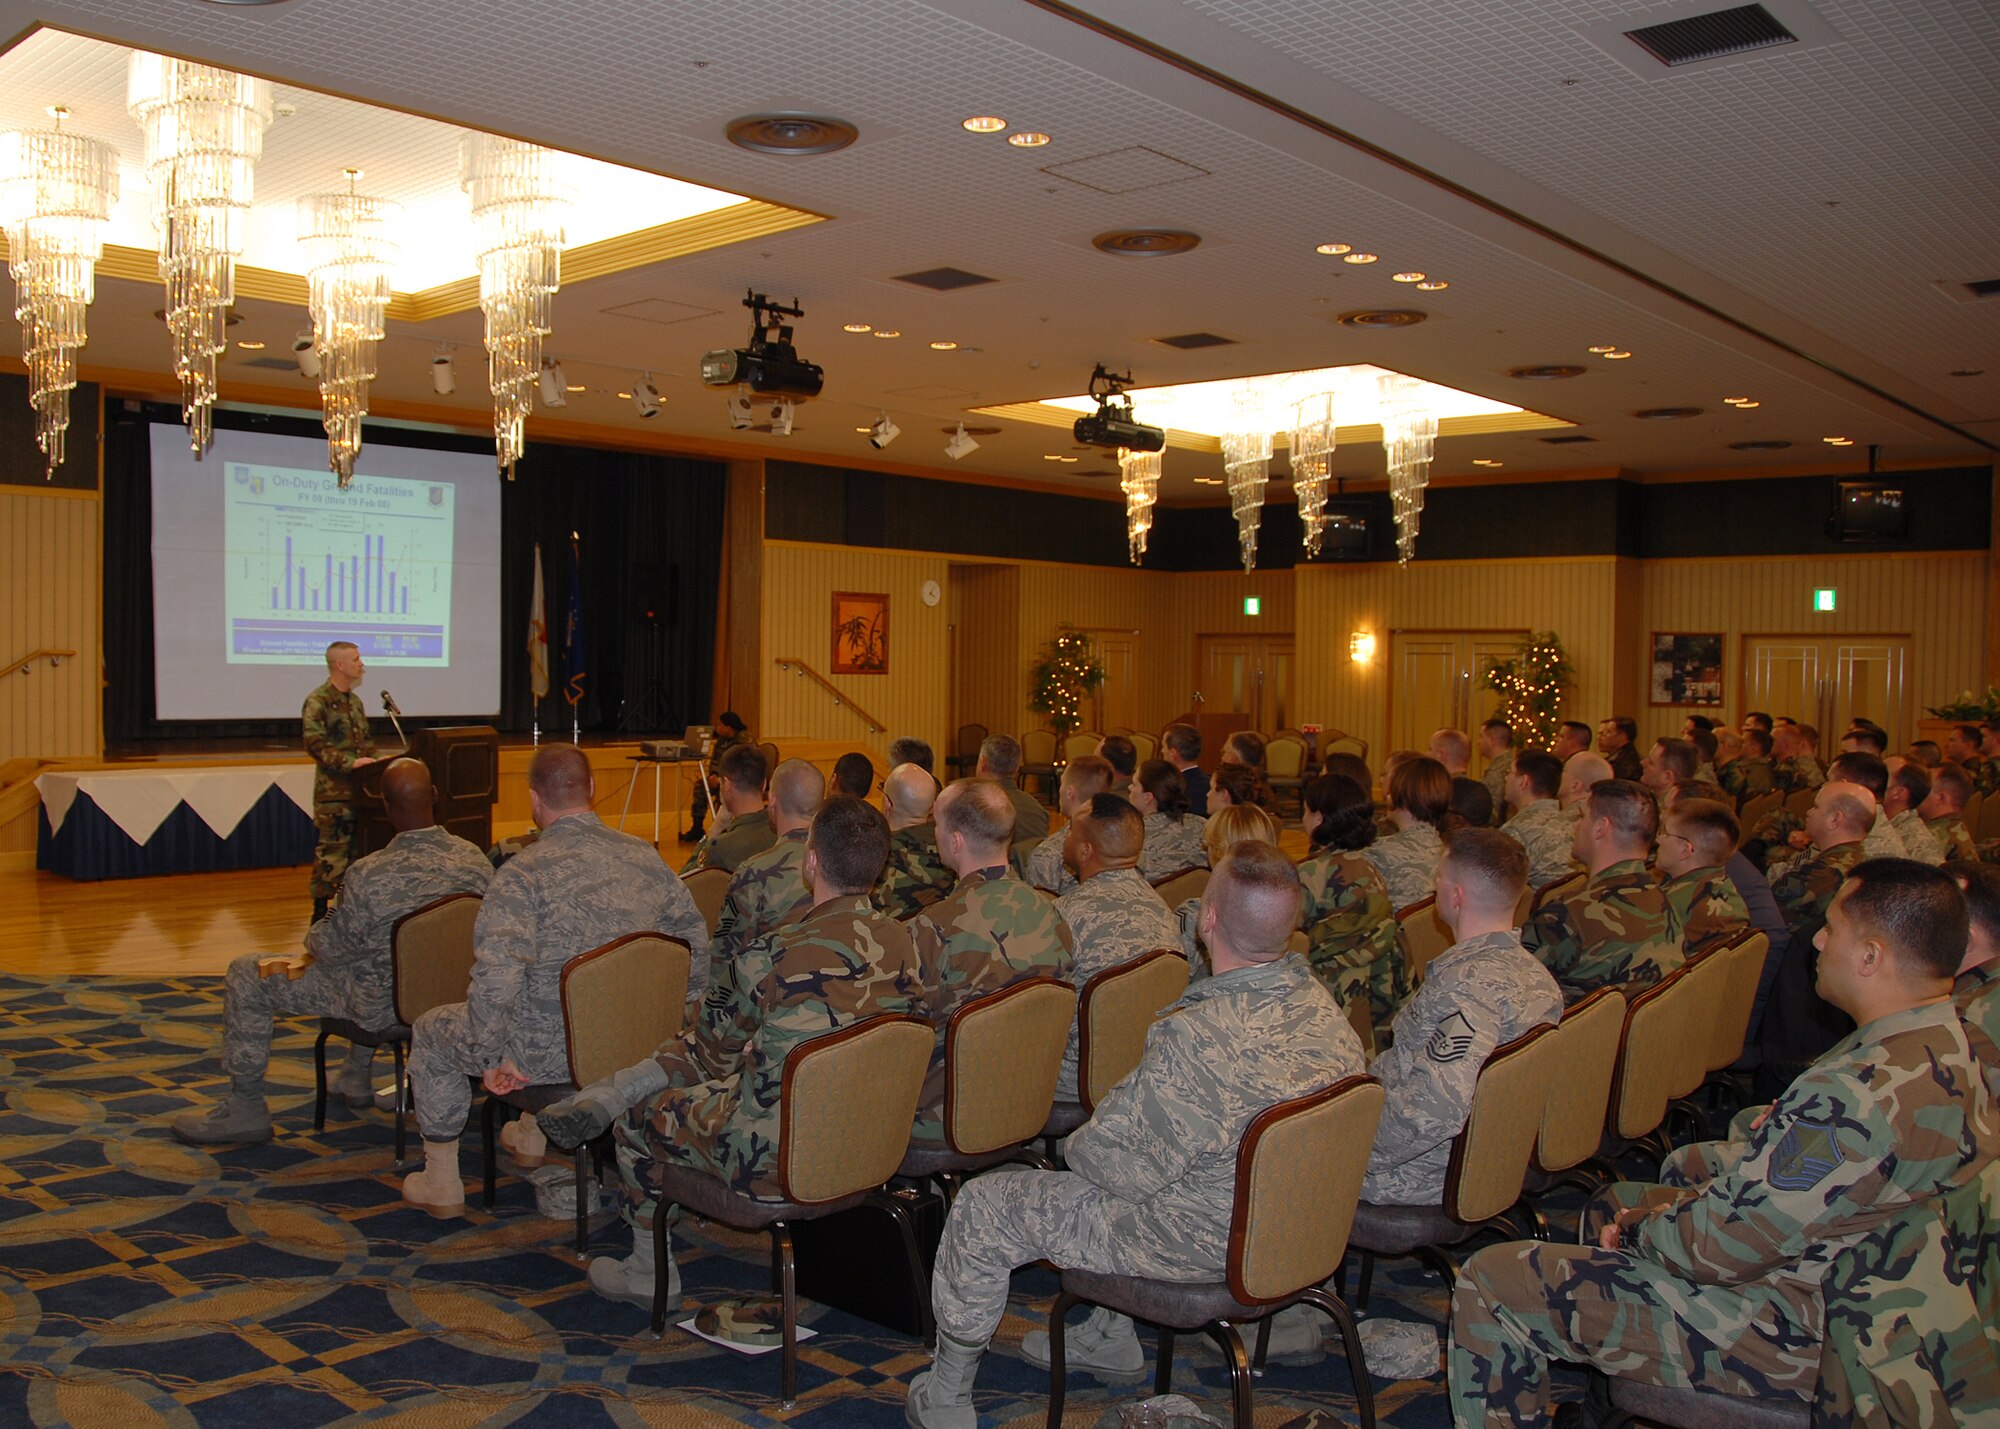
xmin=563 ymin=532 xmax=587 ymax=708
xmin=526 ymin=542 xmax=549 ymax=701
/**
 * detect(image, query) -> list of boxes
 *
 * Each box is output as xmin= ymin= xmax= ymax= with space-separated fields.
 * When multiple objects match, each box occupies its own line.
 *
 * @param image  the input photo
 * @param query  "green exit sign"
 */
xmin=1814 ymin=588 xmax=1837 ymax=612
xmin=1244 ymin=596 xmax=1261 ymax=616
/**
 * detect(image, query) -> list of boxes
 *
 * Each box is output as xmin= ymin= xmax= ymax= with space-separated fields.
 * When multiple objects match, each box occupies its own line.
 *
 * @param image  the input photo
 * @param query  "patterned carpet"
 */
xmin=0 ymin=975 xmax=1480 ymax=1429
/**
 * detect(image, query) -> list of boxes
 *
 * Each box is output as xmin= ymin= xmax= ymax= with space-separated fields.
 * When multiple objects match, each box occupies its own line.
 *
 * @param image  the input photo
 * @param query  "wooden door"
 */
xmin=1195 ymin=635 xmax=1291 ymax=729
xmin=1390 ymin=631 xmax=1528 ymax=768
xmin=1263 ymin=639 xmax=1295 ymax=731
xmin=1089 ymin=631 xmax=1141 ymax=733
xmin=1743 ymin=640 xmax=1823 ymax=736
xmin=1742 ymin=636 xmax=1912 ymax=754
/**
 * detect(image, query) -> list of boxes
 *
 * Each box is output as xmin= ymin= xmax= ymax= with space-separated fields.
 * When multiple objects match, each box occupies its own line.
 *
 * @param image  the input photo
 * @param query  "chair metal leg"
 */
xmin=1251 ymin=1313 xmax=1272 ymax=1374
xmin=1155 ymin=1325 xmax=1176 ymax=1396
xmin=390 ymin=1043 xmax=408 ymax=1163
xmin=867 ymin=1189 xmax=937 ymax=1348
xmin=1202 ymin=1321 xmax=1255 ymax=1429
xmin=649 ymin=1200 xmax=672 ymax=1337
xmin=1415 ymin=1245 xmax=1461 ymax=1291
xmin=1356 ymin=1251 xmax=1376 ymax=1310
xmin=774 ymin=1222 xmax=798 ymax=1409
xmin=480 ymin=1097 xmax=499 ymax=1209
xmin=573 ymin=1146 xmax=590 ymax=1258
xmin=1300 ymin=1287 xmax=1376 ymax=1429
xmin=1045 ymin=1290 xmax=1080 ymax=1429
xmin=312 ymin=1026 xmax=332 ymax=1131
xmin=1513 ymin=1196 xmax=1550 ymax=1242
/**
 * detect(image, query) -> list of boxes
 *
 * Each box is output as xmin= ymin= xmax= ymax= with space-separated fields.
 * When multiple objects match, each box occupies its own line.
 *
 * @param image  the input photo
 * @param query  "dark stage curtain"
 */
xmin=102 ymin=402 xmax=726 ymax=745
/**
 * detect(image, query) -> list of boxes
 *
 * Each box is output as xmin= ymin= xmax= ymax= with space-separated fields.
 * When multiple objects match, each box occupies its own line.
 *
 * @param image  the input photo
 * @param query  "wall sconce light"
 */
xmin=1350 ymin=630 xmax=1377 ymax=664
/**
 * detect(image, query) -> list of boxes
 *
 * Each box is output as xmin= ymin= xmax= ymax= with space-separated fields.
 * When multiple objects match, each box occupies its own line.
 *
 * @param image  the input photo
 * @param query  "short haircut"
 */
xmin=1954 ymin=723 xmax=1983 ymax=747
xmin=1667 ymin=798 xmax=1738 ymax=864
xmin=1480 ymin=718 xmax=1514 ymax=742
xmin=1558 ymin=720 xmax=1593 ymax=747
xmin=1448 ymin=776 xmax=1494 ymax=829
xmin=1388 ymin=756 xmax=1452 ymax=830
xmin=1907 ymin=740 xmax=1942 ymax=769
xmin=528 ymin=743 xmax=592 ymax=805
xmin=1821 ymin=786 xmax=1875 ymax=831
xmin=1607 ymin=715 xmax=1638 ymax=742
xmin=1689 ymin=728 xmax=1718 ymax=762
xmin=1431 ymin=728 xmax=1471 ymax=766
xmin=1063 ymin=754 xmax=1116 ymax=801
xmin=1515 ymin=750 xmax=1563 ymax=799
xmin=1205 ymin=803 xmax=1284 ymax=865
xmin=1586 ymin=779 xmax=1659 ymax=846
xmin=830 ymin=751 xmax=874 ymax=799
xmin=1686 ymin=714 xmax=1716 ymax=733
xmin=1839 ymin=860 xmax=1967 ymax=982
xmin=978 ymin=733 xmax=1022 ymax=776
xmin=1162 ymin=724 xmax=1201 ymax=761
xmin=1744 ymin=711 xmax=1773 ymax=731
xmin=1319 ymin=752 xmax=1372 ymax=791
xmin=1796 ymin=722 xmax=1820 ymax=745
xmin=936 ymin=777 xmax=1013 ymax=850
xmin=1678 ymin=780 xmax=1731 ymax=806
xmin=1204 ymin=840 xmax=1302 ymax=960
xmin=1136 ymin=759 xmax=1190 ymax=819
xmin=770 ymin=759 xmax=827 ymax=818
xmin=324 ymin=640 xmax=357 ymax=665
xmin=1932 ymin=763 xmax=1973 ymax=806
xmin=1842 ymin=726 xmax=1887 ymax=754
xmin=1652 ymin=737 xmax=1697 ymax=783
xmin=718 ymin=742 xmax=769 ymax=793
xmin=887 ymin=736 xmax=934 ymax=773
xmin=1952 ymin=863 xmax=2000 ymax=950
xmin=1098 ymin=734 xmax=1138 ymax=779
xmin=1829 ymin=751 xmax=1888 ymax=802
xmin=808 ymin=796 xmax=892 ymax=892
xmin=1074 ymin=792 xmax=1144 ymax=860
xmin=1211 ymin=762 xmax=1268 ymax=810
xmin=716 ymin=710 xmax=747 ymax=734
xmin=1303 ymin=774 xmax=1375 ymax=851
xmin=1442 ymin=826 xmax=1528 ymax=908
xmin=1889 ymin=760 xmax=1931 ymax=808
xmin=1745 ymin=728 xmax=1774 ymax=757
xmin=1224 ymin=730 xmax=1267 ymax=767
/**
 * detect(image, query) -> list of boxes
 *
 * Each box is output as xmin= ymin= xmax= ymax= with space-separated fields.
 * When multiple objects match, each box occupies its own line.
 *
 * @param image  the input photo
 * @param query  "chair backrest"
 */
xmin=1511 ymin=884 xmax=1534 ymax=929
xmin=1151 ymin=866 xmax=1210 ymax=906
xmin=392 ymin=893 xmax=483 ymax=1027
xmin=758 ymin=742 xmax=781 ymax=778
xmin=779 ymin=1013 xmax=934 ymax=1204
xmin=1964 ymin=791 xmax=1986 ymax=838
xmin=1607 ymin=967 xmax=1698 ymax=1142
xmin=944 ymin=977 xmax=1077 ymax=1155
xmin=1129 ymin=732 xmax=1157 ymax=764
xmin=1530 ymin=869 xmax=1586 ymax=914
xmin=1267 ymin=735 xmax=1307 ymax=779
xmin=1533 ymin=986 xmax=1626 ymax=1174
xmin=682 ymin=866 xmax=732 ymax=935
xmin=1228 ymin=1075 xmax=1386 ymax=1305
xmin=1394 ymin=897 xmax=1453 ymax=986
xmin=1021 ymin=729 xmax=1057 ymax=763
xmin=954 ymin=723 xmax=988 ymax=759
xmin=1444 ymin=1021 xmax=1565 ymax=1224
xmin=1324 ymin=735 xmax=1368 ymax=764
xmin=1784 ymin=786 xmax=1816 ymax=818
xmin=1978 ymin=793 xmax=2000 ymax=845
xmin=1701 ymin=930 xmax=1768 ymax=1073
xmin=1062 ymin=731 xmax=1100 ymax=763
xmin=1079 ymin=948 xmax=1190 ymax=1110
xmin=1737 ymin=789 xmax=1781 ymax=840
xmin=561 ymin=932 xmax=691 ymax=1088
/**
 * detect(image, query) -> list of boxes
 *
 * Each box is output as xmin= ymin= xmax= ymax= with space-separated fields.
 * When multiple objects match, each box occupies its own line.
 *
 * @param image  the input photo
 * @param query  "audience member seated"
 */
xmin=1295 ymin=775 xmax=1397 ymax=1022
xmin=1363 ymin=829 xmax=1560 ymax=1205
xmin=1128 ymin=759 xmax=1208 ymax=878
xmin=830 ymin=751 xmax=874 ymax=800
xmin=1319 ymin=750 xmax=1375 ymax=799
xmin=1206 ymin=760 xmax=1272 ymax=814
xmin=1597 ymin=715 xmax=1643 ymax=782
xmin=682 ymin=710 xmax=751 ymax=844
xmin=1721 ymin=726 xmax=1777 ymax=806
xmin=1950 ymin=864 xmax=2000 ymax=1054
xmin=1161 ymin=723 xmax=1209 ymax=816
xmin=1980 ymin=718 xmax=2000 ymax=795
xmin=1174 ymin=803 xmax=1284 ymax=979
xmin=1446 ymin=775 xmax=1495 ymax=834
xmin=1096 ymin=734 xmax=1138 ymax=780
xmin=1556 ymin=752 xmax=1613 ymax=829
xmin=1501 ymin=751 xmax=1578 ymax=891
xmin=1024 ymin=754 xmax=1116 ymax=896
xmin=1906 ymin=739 xmax=1942 ymax=769
xmin=401 ymin=745 xmax=709 ymax=1217
xmin=1640 ymin=735 xmax=1696 ymax=806
xmin=1944 ymin=721 xmax=1982 ymax=771
xmin=888 ymin=735 xmax=935 ymax=775
xmin=977 ymin=734 xmax=1047 ymax=859
xmin=1751 ymin=751 xmax=1889 ymax=869
xmin=707 ymin=759 xmax=824 ymax=989
xmin=1840 ymin=724 xmax=1888 ymax=756
xmin=1772 ymin=722 xmax=1825 ymax=792
xmin=1478 ymin=718 xmax=1516 ymax=814
xmin=1552 ymin=720 xmax=1593 ymax=761
xmin=1883 ymin=757 xmax=1943 ymax=865
xmin=681 ymin=743 xmax=776 ymax=875
xmin=537 ymin=796 xmax=923 ymax=1310
xmin=171 ymin=758 xmax=493 ymax=1145
xmin=1366 ymin=755 xmax=1452 ymax=910
xmin=1051 ymin=795 xmax=1180 ymax=1101
xmin=1687 ymin=726 xmax=1720 ymax=786
xmin=1221 ymin=730 xmax=1266 ymax=770
xmin=905 ymin=778 xmax=1075 ymax=1144
xmin=1429 ymin=726 xmax=1471 ymax=777
xmin=1743 ymin=710 xmax=1774 ymax=734
xmin=874 ymin=763 xmax=954 ymax=918
xmin=906 ymin=842 xmax=1366 ymax=1424
xmin=1451 ymin=861 xmax=1998 ymax=1425
xmin=1922 ymin=763 xmax=1976 ymax=862
xmin=1656 ymin=798 xmax=1751 ymax=958
xmin=1522 ymin=779 xmax=1682 ymax=1001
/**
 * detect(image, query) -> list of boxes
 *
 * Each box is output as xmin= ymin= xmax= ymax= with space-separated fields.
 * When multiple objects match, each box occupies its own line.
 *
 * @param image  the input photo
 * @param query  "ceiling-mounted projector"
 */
xmin=700 ymin=289 xmax=825 ymax=400
xmin=1072 ymin=362 xmax=1165 ymax=452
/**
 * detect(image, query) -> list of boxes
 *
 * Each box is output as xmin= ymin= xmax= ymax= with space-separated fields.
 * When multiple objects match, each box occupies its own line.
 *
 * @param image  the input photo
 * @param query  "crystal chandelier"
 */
xmin=1119 ymin=447 xmax=1161 ymax=564
xmin=1378 ymin=372 xmax=1438 ymax=566
xmin=1221 ymin=381 xmax=1274 ymax=572
xmin=0 ymin=111 xmax=118 ymax=477
xmin=127 ymin=54 xmax=274 ymax=457
xmin=460 ymin=135 xmax=569 ymax=478
xmin=1288 ymin=389 xmax=1338 ymax=558
xmin=297 ymin=173 xmax=399 ymax=488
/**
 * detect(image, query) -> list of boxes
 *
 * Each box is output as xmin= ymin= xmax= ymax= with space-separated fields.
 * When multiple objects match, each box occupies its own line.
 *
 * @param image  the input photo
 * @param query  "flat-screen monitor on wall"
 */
xmin=1829 ymin=482 xmax=1908 ymax=542
xmin=1319 ymin=502 xmax=1372 ymax=560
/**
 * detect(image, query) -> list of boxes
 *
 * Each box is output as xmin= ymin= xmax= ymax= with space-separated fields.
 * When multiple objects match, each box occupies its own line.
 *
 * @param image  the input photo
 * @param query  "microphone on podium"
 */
xmin=380 ymin=688 xmax=408 ymax=747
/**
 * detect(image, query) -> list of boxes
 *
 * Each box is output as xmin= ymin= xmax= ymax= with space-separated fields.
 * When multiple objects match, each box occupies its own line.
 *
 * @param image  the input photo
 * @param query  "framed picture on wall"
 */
xmin=831 ymin=592 xmax=890 ymax=675
xmin=1650 ymin=632 xmax=1724 ymax=706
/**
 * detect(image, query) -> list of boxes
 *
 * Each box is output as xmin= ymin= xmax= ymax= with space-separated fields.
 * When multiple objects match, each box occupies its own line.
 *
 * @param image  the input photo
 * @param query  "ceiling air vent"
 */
xmin=1152 ymin=331 xmax=1236 ymax=350
xmin=1093 ymin=229 xmax=1200 ymax=257
xmin=1933 ymin=277 xmax=2000 ymax=304
xmin=240 ymin=355 xmax=299 ymax=372
xmin=1635 ymin=406 xmax=1704 ymax=419
xmin=1540 ymin=434 xmax=1598 ymax=445
xmin=1509 ymin=364 xmax=1586 ymax=380
xmin=1337 ymin=309 xmax=1427 ymax=329
xmin=1730 ymin=440 xmax=1793 ymax=450
xmin=1625 ymin=4 xmax=1796 ymax=66
xmin=893 ymin=266 xmax=997 ymax=291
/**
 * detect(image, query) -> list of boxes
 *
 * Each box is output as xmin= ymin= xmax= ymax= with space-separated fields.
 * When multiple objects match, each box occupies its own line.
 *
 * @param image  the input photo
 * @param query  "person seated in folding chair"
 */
xmin=704 ymin=759 xmax=824 ymax=991
xmin=172 ymin=758 xmax=492 ymax=1146
xmin=904 ymin=842 xmax=1365 ymax=1429
xmin=874 ymin=762 xmax=955 ymax=920
xmin=399 ymin=744 xmax=709 ymax=1216
xmin=534 ymin=796 xmax=925 ymax=1309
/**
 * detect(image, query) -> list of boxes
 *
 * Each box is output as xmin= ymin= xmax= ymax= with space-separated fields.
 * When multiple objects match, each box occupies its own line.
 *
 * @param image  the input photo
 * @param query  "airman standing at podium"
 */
xmin=304 ymin=640 xmax=380 ymax=922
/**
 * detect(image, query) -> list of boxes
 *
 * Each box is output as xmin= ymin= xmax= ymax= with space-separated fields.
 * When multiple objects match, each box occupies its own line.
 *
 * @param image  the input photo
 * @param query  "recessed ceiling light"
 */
xmin=1733 ymin=400 xmax=1760 ymax=408
xmin=1193 ymin=476 xmax=1223 ymax=485
xmin=1472 ymin=458 xmax=1504 ymax=467
xmin=1342 ymin=252 xmax=1378 ymax=264
xmin=1724 ymin=396 xmax=1750 ymax=404
xmin=1605 ymin=350 xmax=1633 ymax=359
xmin=1415 ymin=280 xmax=1449 ymax=290
xmin=962 ymin=116 xmax=1007 ymax=133
xmin=843 ymin=322 xmax=873 ymax=333
xmin=1391 ymin=272 xmax=1426 ymax=283
xmin=929 ymin=340 xmax=958 ymax=351
xmin=236 ymin=340 xmax=265 ymax=350
xmin=565 ymin=384 xmax=585 ymax=392
xmin=855 ymin=426 xmax=872 ymax=433
xmin=1008 ymin=131 xmax=1051 ymax=148
xmin=1588 ymin=345 xmax=1617 ymax=354
xmin=872 ymin=329 xmax=901 ymax=339
xmin=617 ymin=391 xmax=632 ymax=399
xmin=1824 ymin=435 xmax=1853 ymax=445
xmin=1316 ymin=243 xmax=1352 ymax=255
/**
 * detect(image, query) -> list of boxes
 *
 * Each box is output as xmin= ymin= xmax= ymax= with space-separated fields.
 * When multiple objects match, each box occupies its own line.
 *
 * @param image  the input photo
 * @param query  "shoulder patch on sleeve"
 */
xmin=1426 ymin=1010 xmax=1480 ymax=1064
xmin=1767 ymin=1118 xmax=1849 ymax=1191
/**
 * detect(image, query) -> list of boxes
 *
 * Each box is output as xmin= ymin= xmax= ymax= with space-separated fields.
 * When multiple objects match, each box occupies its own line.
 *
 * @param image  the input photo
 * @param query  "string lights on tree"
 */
xmin=1482 ymin=630 xmax=1572 ymax=750
xmin=1028 ymin=629 xmax=1106 ymax=737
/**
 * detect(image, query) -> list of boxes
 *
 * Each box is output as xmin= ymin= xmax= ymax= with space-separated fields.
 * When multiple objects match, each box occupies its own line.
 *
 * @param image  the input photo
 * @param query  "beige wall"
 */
xmin=1 ymin=488 xmax=100 ymax=762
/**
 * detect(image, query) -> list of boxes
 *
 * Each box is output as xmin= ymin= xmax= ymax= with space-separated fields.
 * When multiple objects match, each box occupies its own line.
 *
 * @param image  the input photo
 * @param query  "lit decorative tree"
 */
xmin=1482 ymin=631 xmax=1573 ymax=750
xmin=1029 ymin=630 xmax=1106 ymax=737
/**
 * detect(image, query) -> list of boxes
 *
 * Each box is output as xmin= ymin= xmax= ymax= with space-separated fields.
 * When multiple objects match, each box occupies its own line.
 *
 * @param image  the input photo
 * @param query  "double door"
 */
xmin=1742 ymin=635 xmax=1911 ymax=755
xmin=1389 ymin=631 xmax=1526 ymax=773
xmin=1196 ymin=635 xmax=1294 ymax=732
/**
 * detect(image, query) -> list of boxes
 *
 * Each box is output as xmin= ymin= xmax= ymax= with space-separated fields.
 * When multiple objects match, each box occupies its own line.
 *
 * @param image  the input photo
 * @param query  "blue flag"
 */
xmin=563 ymin=533 xmax=586 ymax=708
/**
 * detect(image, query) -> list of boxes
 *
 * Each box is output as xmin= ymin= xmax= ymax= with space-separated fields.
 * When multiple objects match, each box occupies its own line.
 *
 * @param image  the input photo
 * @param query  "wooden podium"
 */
xmin=353 ymin=725 xmax=500 ymax=857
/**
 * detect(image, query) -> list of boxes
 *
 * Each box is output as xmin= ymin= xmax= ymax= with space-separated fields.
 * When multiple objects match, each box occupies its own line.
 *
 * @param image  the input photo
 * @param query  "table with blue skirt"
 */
xmin=36 ymin=764 xmax=318 ymax=881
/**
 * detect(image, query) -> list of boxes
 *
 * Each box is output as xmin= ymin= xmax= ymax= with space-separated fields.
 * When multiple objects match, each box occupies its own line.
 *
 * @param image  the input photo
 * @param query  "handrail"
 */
xmin=3 ymin=648 xmax=76 ymax=680
xmin=772 ymin=657 xmax=885 ymax=735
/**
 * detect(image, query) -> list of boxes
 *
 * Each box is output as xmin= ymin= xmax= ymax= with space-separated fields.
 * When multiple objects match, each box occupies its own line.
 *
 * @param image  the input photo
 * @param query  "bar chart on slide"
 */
xmin=223 ymin=463 xmax=456 ymax=665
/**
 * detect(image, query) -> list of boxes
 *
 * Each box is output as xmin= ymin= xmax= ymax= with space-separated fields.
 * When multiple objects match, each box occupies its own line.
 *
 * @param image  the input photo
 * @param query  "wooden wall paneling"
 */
xmin=950 ymin=562 xmax=1020 ymax=742
xmin=1015 ymin=565 xmax=1154 ymax=736
xmin=1 ymin=488 xmax=101 ymax=762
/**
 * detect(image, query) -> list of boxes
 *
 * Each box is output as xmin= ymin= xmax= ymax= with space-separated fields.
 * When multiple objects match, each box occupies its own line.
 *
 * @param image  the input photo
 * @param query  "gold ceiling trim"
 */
xmin=89 ymin=198 xmax=825 ymax=322
xmin=968 ymin=400 xmax=1572 ymax=449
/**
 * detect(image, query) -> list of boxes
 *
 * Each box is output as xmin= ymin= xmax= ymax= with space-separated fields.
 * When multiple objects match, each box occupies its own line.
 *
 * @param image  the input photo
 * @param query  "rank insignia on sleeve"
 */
xmin=1768 ymin=1118 xmax=1847 ymax=1191
xmin=1426 ymin=1010 xmax=1479 ymax=1064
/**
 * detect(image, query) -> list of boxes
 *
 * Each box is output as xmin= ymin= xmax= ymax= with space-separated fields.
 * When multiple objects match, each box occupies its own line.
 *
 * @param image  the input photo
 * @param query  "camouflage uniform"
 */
xmin=1005 ymin=782 xmax=1051 ymax=860
xmin=612 ymin=894 xmax=923 ymax=1219
xmin=1663 ymin=865 xmax=1750 ymax=959
xmin=1774 ymin=754 xmax=1826 ymax=793
xmin=874 ymin=820 xmax=956 ymax=920
xmin=907 ymin=868 xmax=1075 ymax=1143
xmin=680 ymin=807 xmax=777 ymax=876
xmin=1022 ymin=830 xmax=1079 ymax=897
xmin=1362 ymin=930 xmax=1559 ymax=1205
xmin=1480 ymin=750 xmax=1514 ymax=821
xmin=1296 ymin=847 xmax=1401 ymax=1025
xmin=1521 ymin=858 xmax=1683 ymax=1000
xmin=1719 ymin=755 xmax=1776 ymax=806
xmin=218 ymin=827 xmax=491 ymax=1089
xmin=1769 ymin=840 xmax=1864 ymax=931
xmin=1957 ymin=960 xmax=2000 ymax=1055
xmin=688 ymin=728 xmax=751 ymax=835
xmin=1363 ymin=821 xmax=1445 ymax=911
xmin=1926 ymin=815 xmax=1976 ymax=863
xmin=1139 ymin=811 xmax=1208 ymax=881
xmin=1758 ymin=842 xmax=1870 ymax=1099
xmin=1975 ymin=756 xmax=2000 ymax=799
xmin=408 ymin=812 xmax=709 ymax=1141
xmin=1052 ymin=867 xmax=1180 ymax=1100
xmin=1448 ymin=1000 xmax=1999 ymax=1427
xmin=487 ymin=825 xmax=541 ymax=868
xmin=1500 ymin=798 xmax=1578 ymax=891
xmin=1889 ymin=808 xmax=1945 ymax=865
xmin=930 ymin=954 xmax=1363 ymax=1347
xmin=1861 ymin=810 xmax=1908 ymax=861
xmin=302 ymin=679 xmax=378 ymax=902
xmin=705 ymin=828 xmax=810 ymax=995
xmin=1692 ymin=761 xmax=1719 ymax=788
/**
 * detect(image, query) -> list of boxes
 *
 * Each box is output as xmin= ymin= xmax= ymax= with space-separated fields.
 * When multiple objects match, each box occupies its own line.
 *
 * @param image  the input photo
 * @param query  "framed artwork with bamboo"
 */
xmin=831 ymin=592 xmax=889 ymax=675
